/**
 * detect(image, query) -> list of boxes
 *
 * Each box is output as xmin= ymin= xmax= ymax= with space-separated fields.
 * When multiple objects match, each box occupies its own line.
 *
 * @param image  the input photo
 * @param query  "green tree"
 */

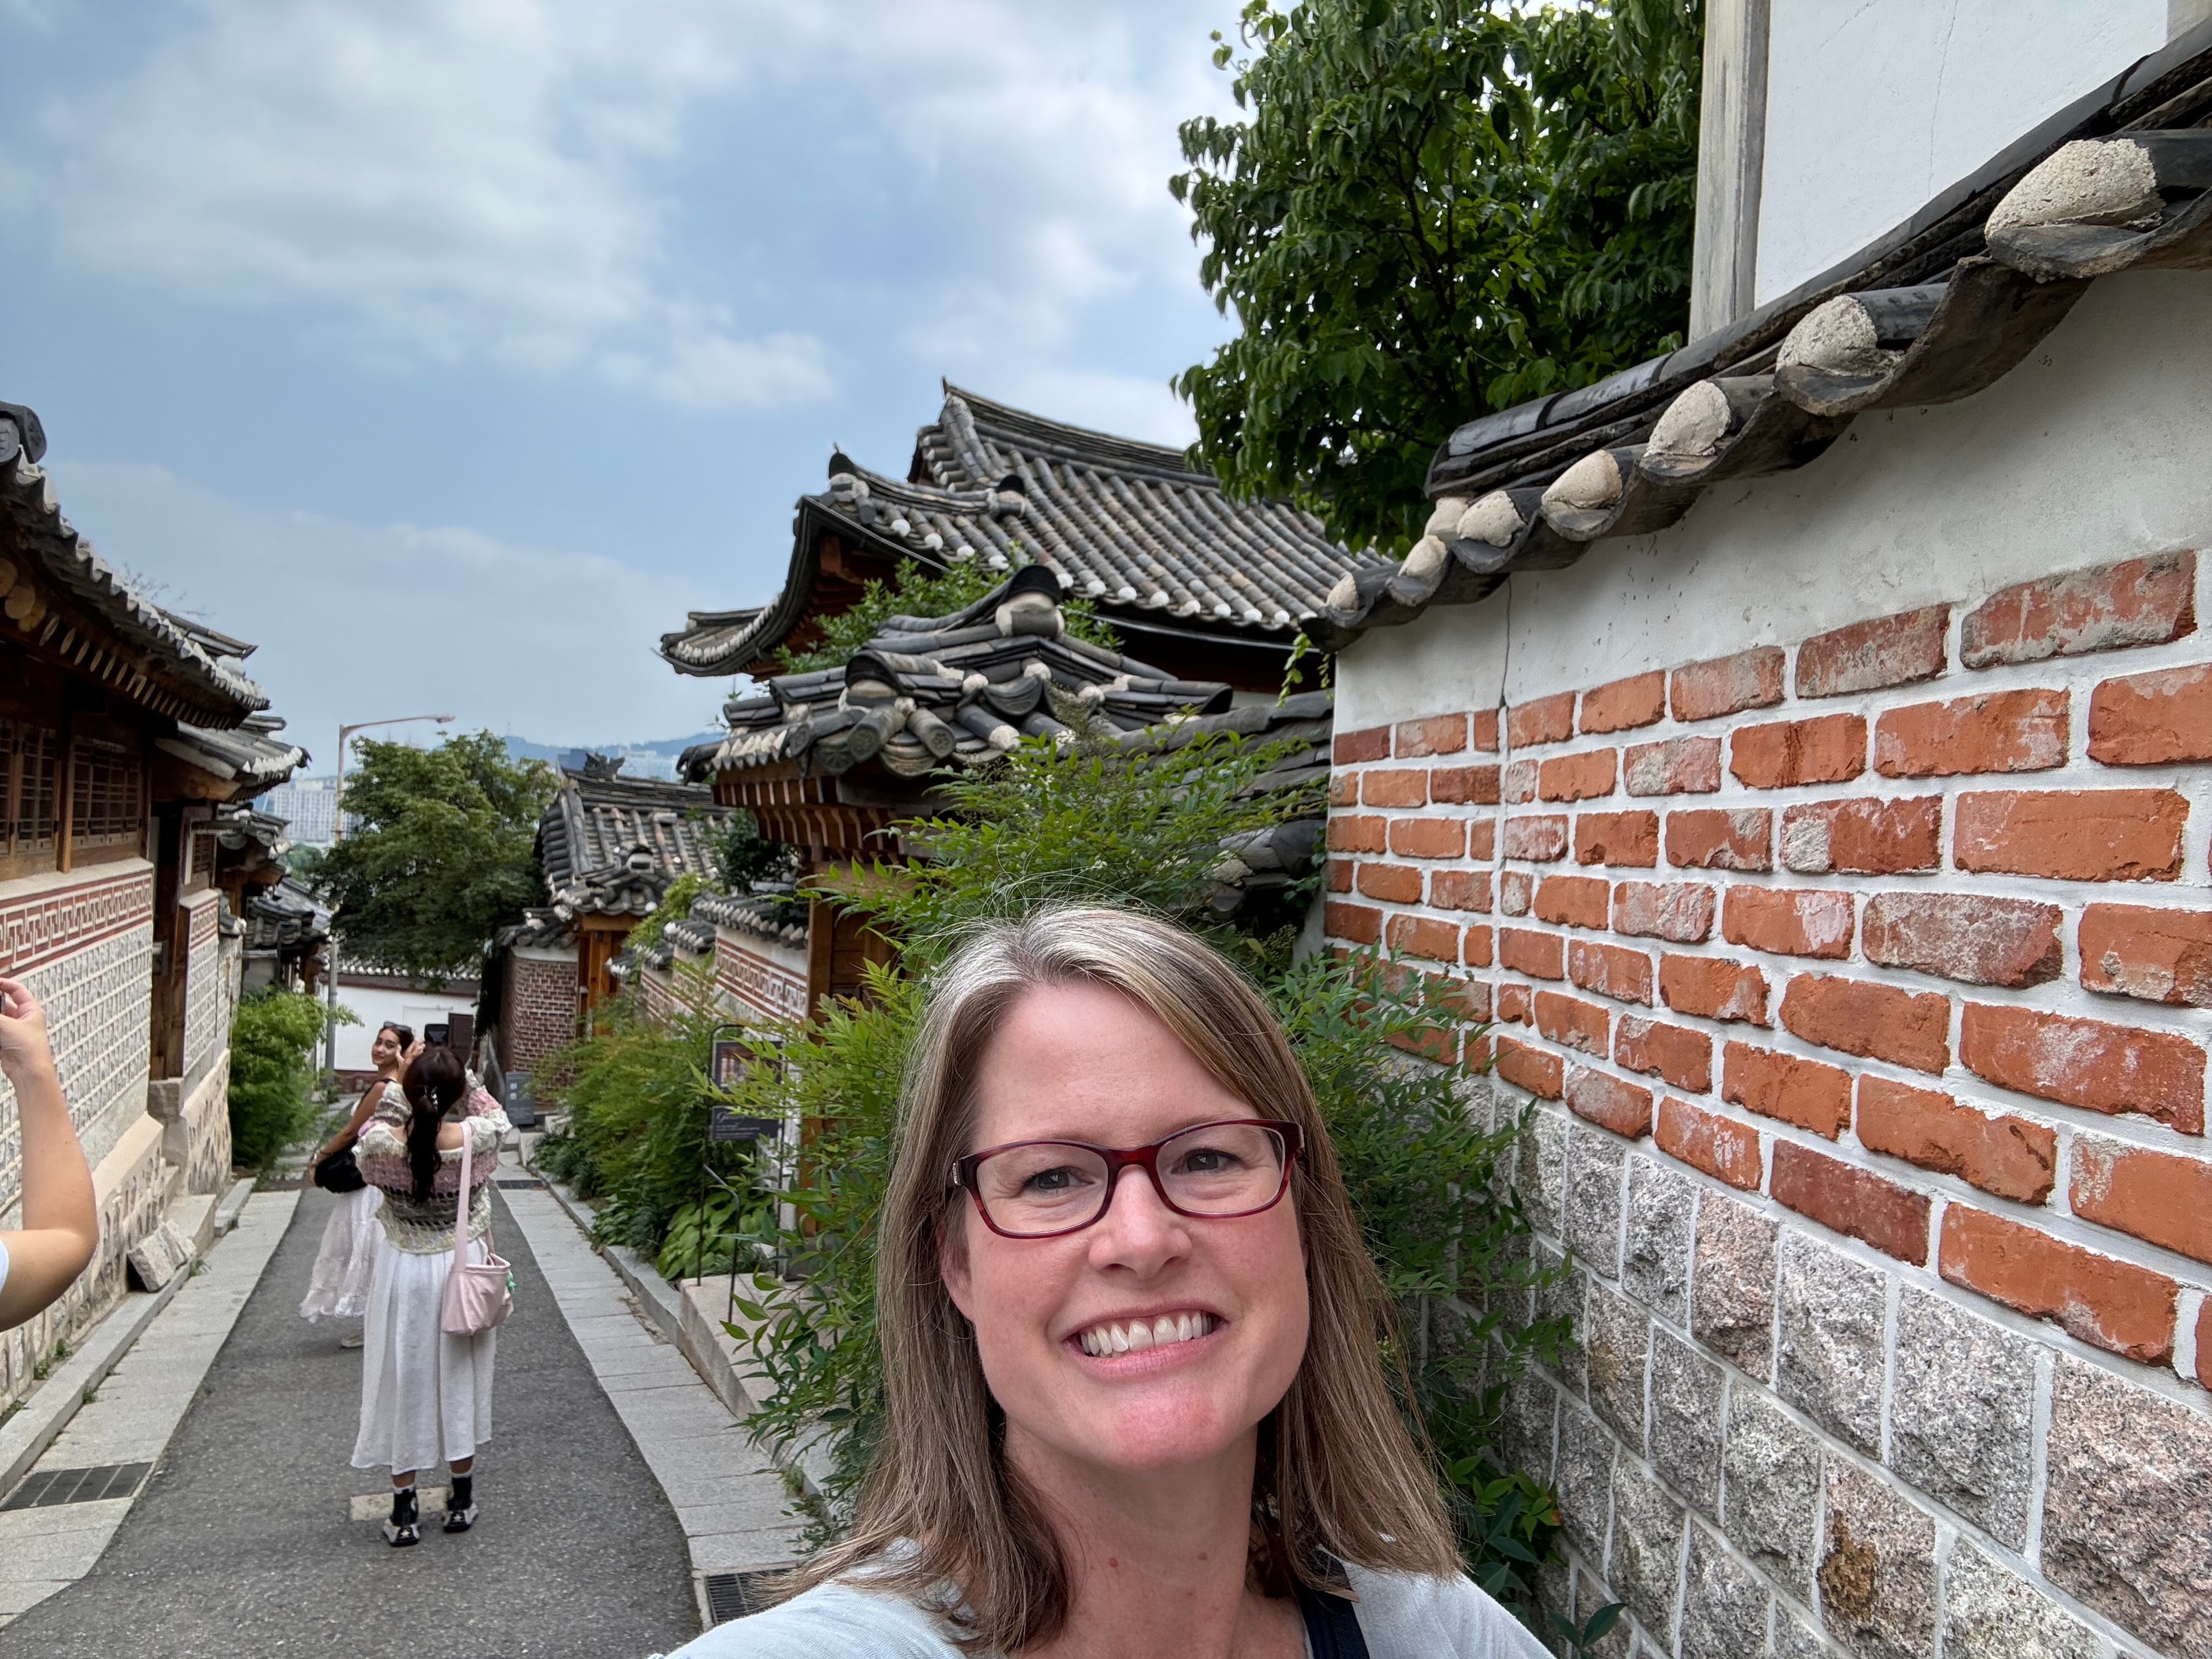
xmin=1171 ymin=0 xmax=1702 ymax=552
xmin=316 ymin=731 xmax=555 ymax=985
xmin=230 ymin=988 xmax=356 ymax=1166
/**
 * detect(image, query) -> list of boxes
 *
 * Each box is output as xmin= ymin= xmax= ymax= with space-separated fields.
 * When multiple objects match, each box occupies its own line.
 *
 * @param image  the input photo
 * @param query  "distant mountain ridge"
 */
xmin=501 ymin=730 xmax=722 ymax=781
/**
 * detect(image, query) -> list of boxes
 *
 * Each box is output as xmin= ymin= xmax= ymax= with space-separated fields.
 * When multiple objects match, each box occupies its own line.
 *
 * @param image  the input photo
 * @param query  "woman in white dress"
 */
xmin=350 ymin=1041 xmax=509 ymax=1547
xmin=300 ymin=1021 xmax=411 ymax=1346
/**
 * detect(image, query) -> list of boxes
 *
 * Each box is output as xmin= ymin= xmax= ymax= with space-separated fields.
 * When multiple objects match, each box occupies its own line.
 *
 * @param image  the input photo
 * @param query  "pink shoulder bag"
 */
xmin=441 ymin=1116 xmax=514 ymax=1335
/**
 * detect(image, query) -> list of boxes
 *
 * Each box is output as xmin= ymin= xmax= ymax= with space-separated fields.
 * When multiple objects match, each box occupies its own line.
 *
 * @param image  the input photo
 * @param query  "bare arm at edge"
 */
xmin=0 ymin=976 xmax=98 ymax=1331
xmin=313 ymin=1078 xmax=388 ymax=1165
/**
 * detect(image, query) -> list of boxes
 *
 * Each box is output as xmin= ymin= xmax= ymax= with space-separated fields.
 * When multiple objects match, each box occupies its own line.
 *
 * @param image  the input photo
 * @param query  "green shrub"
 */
xmin=713 ymin=725 xmax=1568 ymax=1619
xmin=229 ymin=990 xmax=355 ymax=1168
xmin=626 ymin=872 xmax=707 ymax=959
xmin=536 ymin=964 xmax=739 ymax=1256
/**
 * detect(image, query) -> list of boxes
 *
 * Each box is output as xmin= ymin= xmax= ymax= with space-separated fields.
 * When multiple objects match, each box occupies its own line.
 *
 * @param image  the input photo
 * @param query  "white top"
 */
xmin=664 ymin=1560 xmax=1551 ymax=1658
xmin=0 ymin=1236 xmax=9 ymax=1301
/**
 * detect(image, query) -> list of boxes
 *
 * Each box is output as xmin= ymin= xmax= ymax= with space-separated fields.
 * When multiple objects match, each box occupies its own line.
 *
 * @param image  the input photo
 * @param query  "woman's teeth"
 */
xmin=1077 ymin=1313 xmax=1215 ymax=1357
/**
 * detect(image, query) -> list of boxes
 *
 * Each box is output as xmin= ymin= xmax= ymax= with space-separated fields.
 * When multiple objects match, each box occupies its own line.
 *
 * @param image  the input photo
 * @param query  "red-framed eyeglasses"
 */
xmin=949 ymin=1119 xmax=1303 ymax=1240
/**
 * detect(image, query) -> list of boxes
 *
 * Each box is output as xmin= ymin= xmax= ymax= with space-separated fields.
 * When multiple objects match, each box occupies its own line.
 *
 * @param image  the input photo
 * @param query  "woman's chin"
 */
xmin=1073 ymin=1399 xmax=1249 ymax=1476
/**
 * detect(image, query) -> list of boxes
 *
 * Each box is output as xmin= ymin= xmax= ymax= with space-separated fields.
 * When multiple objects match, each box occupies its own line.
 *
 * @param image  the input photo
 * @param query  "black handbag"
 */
xmin=312 ymin=1146 xmax=366 ymax=1193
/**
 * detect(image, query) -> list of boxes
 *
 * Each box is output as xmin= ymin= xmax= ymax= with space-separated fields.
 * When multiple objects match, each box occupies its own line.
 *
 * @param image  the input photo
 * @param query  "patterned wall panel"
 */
xmin=181 ymin=889 xmax=223 ymax=1084
xmin=0 ymin=866 xmax=156 ymax=1218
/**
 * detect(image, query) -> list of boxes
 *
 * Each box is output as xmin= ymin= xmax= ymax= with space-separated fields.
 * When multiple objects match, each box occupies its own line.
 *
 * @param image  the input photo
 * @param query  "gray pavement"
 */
xmin=0 ymin=1183 xmax=703 ymax=1659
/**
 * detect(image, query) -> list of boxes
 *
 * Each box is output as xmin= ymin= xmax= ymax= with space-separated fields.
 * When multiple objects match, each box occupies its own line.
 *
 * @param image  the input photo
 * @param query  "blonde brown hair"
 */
xmin=791 ymin=906 xmax=1459 ymax=1649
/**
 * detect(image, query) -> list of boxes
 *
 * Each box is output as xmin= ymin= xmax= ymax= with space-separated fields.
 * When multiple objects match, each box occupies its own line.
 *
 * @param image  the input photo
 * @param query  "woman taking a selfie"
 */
xmin=679 ymin=907 xmax=1544 ymax=1658
xmin=351 ymin=1041 xmax=509 ymax=1547
xmin=300 ymin=1021 xmax=411 ymax=1344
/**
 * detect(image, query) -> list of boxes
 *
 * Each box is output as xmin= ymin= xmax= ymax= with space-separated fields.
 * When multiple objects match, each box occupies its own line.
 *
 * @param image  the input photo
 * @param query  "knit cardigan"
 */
xmin=356 ymin=1085 xmax=510 ymax=1253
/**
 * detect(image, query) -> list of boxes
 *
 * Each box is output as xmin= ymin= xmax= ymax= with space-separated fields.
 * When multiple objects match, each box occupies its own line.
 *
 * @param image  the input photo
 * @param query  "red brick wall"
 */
xmin=500 ymin=953 xmax=577 ymax=1074
xmin=1328 ymin=551 xmax=2211 ymax=1659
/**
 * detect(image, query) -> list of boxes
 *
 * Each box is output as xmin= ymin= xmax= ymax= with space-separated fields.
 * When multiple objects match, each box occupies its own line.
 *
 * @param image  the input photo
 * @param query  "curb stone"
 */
xmin=536 ymin=1177 xmax=833 ymax=1498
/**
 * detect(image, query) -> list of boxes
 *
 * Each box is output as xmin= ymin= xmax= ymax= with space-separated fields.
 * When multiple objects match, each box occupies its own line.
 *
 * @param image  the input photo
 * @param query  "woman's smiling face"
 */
xmin=940 ymin=981 xmax=1309 ymax=1481
xmin=370 ymin=1027 xmax=403 ymax=1070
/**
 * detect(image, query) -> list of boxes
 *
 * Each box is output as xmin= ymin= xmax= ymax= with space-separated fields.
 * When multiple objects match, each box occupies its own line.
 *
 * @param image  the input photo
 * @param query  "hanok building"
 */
xmin=486 ymin=754 xmax=734 ymax=1080
xmin=240 ymin=874 xmax=330 ymax=995
xmin=0 ymin=400 xmax=307 ymax=1409
xmin=1308 ymin=14 xmax=2212 ymax=1659
xmin=661 ymin=563 xmax=1332 ymax=1027
xmin=653 ymin=387 xmax=1366 ymax=1025
xmin=659 ymin=384 xmax=1378 ymax=696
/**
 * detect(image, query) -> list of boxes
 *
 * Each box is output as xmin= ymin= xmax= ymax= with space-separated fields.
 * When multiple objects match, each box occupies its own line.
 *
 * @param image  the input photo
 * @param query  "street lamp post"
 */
xmin=324 ymin=713 xmax=455 ymax=1085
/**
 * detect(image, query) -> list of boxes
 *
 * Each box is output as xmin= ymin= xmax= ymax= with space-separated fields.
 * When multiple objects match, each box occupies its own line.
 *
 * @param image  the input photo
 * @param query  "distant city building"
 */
xmin=260 ymin=774 xmax=341 ymax=845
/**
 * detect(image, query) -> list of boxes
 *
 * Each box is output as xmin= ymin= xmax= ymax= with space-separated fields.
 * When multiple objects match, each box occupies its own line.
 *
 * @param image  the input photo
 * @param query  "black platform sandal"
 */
xmin=443 ymin=1474 xmax=476 ymax=1533
xmin=383 ymin=1486 xmax=421 ymax=1547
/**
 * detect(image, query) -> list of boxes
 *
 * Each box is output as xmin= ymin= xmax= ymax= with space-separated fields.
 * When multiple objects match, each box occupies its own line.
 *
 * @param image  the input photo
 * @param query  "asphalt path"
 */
xmin=0 ymin=1185 xmax=700 ymax=1659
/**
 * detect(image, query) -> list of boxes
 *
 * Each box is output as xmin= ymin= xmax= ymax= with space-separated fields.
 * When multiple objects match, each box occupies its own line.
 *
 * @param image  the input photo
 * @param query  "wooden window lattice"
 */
xmin=69 ymin=737 xmax=142 ymax=849
xmin=2 ymin=722 xmax=62 ymax=855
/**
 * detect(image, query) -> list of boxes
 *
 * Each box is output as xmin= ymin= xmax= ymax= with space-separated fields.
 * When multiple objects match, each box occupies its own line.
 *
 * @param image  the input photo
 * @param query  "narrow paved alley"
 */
xmin=0 ymin=1165 xmax=798 ymax=1658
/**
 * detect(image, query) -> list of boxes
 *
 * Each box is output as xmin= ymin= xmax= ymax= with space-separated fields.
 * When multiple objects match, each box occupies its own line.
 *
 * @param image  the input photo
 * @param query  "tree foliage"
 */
xmin=775 ymin=555 xmax=1118 ymax=676
xmin=315 ymin=732 xmax=554 ymax=986
xmin=709 ymin=808 xmax=799 ymax=893
xmin=230 ymin=988 xmax=355 ymax=1166
xmin=1172 ymin=0 xmax=1702 ymax=551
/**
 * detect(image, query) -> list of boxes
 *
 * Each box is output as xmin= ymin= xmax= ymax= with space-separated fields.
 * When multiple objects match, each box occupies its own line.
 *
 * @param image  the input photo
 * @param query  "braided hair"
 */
xmin=400 ymin=1045 xmax=469 ymax=1199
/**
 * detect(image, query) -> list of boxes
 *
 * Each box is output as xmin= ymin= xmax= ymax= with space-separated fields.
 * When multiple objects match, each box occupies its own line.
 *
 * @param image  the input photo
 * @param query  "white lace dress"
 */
xmin=299 ymin=1083 xmax=391 ymax=1323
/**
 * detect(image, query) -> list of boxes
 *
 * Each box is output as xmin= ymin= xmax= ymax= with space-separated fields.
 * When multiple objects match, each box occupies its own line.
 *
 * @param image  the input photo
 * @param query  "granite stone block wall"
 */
xmin=0 ymin=865 xmax=166 ymax=1410
xmin=1327 ymin=553 xmax=2211 ymax=1657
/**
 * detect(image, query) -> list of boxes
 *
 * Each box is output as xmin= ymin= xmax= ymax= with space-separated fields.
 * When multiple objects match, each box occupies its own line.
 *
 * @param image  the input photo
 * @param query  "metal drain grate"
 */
xmin=493 ymin=1178 xmax=543 ymax=1190
xmin=3 ymin=1462 xmax=150 ymax=1510
xmin=702 ymin=1570 xmax=782 ymax=1624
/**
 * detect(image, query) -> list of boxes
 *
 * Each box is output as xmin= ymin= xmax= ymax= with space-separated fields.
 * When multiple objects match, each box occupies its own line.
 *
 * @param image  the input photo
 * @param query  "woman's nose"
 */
xmin=1086 ymin=1167 xmax=1189 ymax=1270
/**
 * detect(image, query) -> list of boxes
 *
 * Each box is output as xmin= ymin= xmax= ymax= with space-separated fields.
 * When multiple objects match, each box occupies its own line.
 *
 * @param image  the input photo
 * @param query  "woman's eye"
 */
xmin=1175 ymin=1147 xmax=1241 ymax=1175
xmin=1022 ymin=1165 xmax=1086 ymax=1195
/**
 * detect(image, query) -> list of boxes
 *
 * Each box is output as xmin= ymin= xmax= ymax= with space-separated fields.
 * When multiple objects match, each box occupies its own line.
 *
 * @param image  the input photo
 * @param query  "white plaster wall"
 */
xmin=1339 ymin=270 xmax=2212 ymax=730
xmin=331 ymin=981 xmax=479 ymax=1069
xmin=1755 ymin=0 xmax=2165 ymax=304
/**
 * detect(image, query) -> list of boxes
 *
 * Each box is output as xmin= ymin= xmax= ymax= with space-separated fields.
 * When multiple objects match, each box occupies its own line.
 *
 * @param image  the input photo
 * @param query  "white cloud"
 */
xmin=7 ymin=0 xmax=1238 ymax=410
xmin=25 ymin=0 xmax=828 ymax=410
xmin=48 ymin=459 xmax=730 ymax=752
xmin=986 ymin=366 xmax=1198 ymax=450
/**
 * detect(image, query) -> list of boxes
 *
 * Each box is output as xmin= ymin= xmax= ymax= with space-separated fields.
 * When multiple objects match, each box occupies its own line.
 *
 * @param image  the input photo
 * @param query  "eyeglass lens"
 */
xmin=972 ymin=1122 xmax=1287 ymax=1236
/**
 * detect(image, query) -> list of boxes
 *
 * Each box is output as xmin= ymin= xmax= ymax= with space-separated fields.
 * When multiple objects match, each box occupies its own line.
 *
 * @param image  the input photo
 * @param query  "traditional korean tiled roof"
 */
xmin=658 ymin=385 xmax=1380 ymax=679
xmin=681 ymin=564 xmax=1334 ymax=789
xmin=1307 ymin=26 xmax=2212 ymax=650
xmin=243 ymin=877 xmax=330 ymax=955
xmin=213 ymin=802 xmax=291 ymax=857
xmin=0 ymin=406 xmax=274 ymax=726
xmin=499 ymin=754 xmax=738 ymax=948
xmin=624 ymin=912 xmax=718 ymax=975
xmin=692 ymin=887 xmax=809 ymax=946
xmin=684 ymin=567 xmax=1332 ymax=918
xmin=162 ymin=713 xmax=309 ymax=793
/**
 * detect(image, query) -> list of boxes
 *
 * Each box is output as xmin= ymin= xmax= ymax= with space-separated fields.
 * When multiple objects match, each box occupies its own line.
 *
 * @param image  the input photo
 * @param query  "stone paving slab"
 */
xmin=498 ymin=1187 xmax=805 ymax=1601
xmin=0 ymin=1182 xmax=702 ymax=1659
xmin=0 ymin=1191 xmax=297 ymax=1627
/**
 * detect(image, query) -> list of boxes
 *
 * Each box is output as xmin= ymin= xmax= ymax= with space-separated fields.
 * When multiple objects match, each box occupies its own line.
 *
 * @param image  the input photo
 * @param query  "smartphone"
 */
xmin=424 ymin=1022 xmax=451 ymax=1046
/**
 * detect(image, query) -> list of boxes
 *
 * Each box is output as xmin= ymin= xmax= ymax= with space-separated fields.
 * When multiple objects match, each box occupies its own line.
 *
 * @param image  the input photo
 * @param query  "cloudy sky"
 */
xmin=0 ymin=0 xmax=1245 ymax=760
